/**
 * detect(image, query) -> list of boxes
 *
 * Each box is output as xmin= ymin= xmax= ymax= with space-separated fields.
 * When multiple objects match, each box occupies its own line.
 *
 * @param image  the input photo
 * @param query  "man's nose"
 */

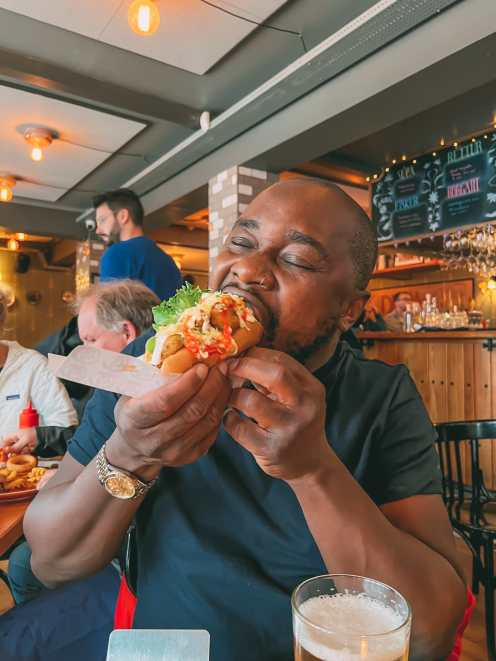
xmin=232 ymin=254 xmax=274 ymax=289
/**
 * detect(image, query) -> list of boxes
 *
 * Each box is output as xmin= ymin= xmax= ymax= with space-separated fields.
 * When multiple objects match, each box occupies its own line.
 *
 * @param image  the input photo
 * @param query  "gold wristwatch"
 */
xmin=96 ymin=443 xmax=156 ymax=500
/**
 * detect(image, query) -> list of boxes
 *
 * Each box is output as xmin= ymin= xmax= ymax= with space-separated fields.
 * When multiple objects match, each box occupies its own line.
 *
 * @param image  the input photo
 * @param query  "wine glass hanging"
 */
xmin=442 ymin=224 xmax=496 ymax=276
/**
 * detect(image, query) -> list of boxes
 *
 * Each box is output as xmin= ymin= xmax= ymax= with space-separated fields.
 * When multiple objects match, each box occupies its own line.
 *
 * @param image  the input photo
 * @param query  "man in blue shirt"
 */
xmin=94 ymin=188 xmax=182 ymax=301
xmin=25 ymin=179 xmax=465 ymax=661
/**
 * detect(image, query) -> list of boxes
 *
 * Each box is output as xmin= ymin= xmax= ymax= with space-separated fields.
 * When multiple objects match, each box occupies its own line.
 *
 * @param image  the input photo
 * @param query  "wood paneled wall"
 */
xmin=0 ymin=251 xmax=74 ymax=348
xmin=361 ymin=336 xmax=496 ymax=489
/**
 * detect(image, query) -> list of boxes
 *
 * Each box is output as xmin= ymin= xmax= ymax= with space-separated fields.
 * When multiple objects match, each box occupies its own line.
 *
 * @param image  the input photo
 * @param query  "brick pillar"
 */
xmin=208 ymin=166 xmax=278 ymax=283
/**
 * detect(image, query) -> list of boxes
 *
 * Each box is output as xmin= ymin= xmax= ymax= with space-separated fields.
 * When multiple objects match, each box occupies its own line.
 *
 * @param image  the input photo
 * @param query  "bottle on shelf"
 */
xmin=403 ymin=304 xmax=414 ymax=333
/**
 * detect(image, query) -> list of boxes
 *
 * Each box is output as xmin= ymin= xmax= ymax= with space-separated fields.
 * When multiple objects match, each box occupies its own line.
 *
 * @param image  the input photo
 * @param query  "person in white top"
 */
xmin=0 ymin=293 xmax=78 ymax=442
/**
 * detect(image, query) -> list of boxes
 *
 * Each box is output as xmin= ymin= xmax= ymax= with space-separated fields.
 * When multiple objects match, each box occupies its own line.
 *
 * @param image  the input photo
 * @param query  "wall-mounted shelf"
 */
xmin=371 ymin=260 xmax=442 ymax=280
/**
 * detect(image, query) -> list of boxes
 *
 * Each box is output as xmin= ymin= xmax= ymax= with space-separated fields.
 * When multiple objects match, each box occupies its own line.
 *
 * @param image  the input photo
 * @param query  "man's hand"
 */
xmin=224 ymin=348 xmax=332 ymax=481
xmin=107 ymin=362 xmax=232 ymax=479
xmin=2 ymin=427 xmax=37 ymax=454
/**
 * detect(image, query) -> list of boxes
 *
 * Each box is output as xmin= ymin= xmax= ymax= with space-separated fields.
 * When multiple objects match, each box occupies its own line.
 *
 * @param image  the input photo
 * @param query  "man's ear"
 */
xmin=122 ymin=321 xmax=138 ymax=344
xmin=116 ymin=208 xmax=129 ymax=227
xmin=338 ymin=294 xmax=368 ymax=333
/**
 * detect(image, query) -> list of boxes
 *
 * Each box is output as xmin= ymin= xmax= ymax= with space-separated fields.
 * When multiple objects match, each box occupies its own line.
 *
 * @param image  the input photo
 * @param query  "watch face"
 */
xmin=104 ymin=472 xmax=136 ymax=499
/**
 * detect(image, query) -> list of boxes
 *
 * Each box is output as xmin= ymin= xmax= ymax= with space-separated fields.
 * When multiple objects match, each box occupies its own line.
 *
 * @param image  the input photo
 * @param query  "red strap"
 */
xmin=112 ymin=576 xmax=476 ymax=655
xmin=447 ymin=588 xmax=476 ymax=661
xmin=113 ymin=576 xmax=137 ymax=630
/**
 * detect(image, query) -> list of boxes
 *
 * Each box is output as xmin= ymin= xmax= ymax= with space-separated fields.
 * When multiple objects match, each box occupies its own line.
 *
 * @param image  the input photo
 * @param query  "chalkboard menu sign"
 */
xmin=372 ymin=131 xmax=496 ymax=241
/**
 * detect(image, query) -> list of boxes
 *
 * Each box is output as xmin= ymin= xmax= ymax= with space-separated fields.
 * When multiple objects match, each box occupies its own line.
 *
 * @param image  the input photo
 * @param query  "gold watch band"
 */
xmin=96 ymin=444 xmax=156 ymax=499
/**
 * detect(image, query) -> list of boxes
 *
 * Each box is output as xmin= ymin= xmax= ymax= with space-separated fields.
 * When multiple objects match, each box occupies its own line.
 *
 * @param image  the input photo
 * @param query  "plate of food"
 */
xmin=0 ymin=453 xmax=47 ymax=502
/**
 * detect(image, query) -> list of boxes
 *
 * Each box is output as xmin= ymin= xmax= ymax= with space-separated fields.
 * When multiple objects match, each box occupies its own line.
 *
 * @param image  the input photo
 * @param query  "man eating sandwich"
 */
xmin=25 ymin=178 xmax=465 ymax=661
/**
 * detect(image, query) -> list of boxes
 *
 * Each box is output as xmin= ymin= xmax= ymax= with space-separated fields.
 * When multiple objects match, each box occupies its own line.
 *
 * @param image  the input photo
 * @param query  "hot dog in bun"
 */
xmin=145 ymin=284 xmax=263 ymax=374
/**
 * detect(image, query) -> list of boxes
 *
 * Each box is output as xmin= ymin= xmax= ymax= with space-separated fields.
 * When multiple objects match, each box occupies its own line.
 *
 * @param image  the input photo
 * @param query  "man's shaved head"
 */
xmin=274 ymin=178 xmax=378 ymax=291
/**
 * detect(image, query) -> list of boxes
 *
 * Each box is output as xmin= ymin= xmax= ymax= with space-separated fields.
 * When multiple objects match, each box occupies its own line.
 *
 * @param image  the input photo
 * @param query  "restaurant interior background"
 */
xmin=0 ymin=1 xmax=495 ymax=441
xmin=0 ymin=1 xmax=495 ymax=657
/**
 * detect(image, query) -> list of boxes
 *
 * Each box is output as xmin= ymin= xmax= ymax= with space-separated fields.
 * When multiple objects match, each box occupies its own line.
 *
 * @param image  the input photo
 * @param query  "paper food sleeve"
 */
xmin=48 ymin=345 xmax=177 ymax=398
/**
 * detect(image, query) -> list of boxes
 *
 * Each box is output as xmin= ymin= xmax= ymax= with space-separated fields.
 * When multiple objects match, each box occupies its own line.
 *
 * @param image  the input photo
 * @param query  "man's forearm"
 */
xmin=288 ymin=454 xmax=466 ymax=660
xmin=24 ymin=450 xmax=153 ymax=587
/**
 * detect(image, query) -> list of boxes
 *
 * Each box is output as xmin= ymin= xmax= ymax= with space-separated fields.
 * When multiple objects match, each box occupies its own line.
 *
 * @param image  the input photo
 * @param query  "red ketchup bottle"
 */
xmin=19 ymin=400 xmax=39 ymax=429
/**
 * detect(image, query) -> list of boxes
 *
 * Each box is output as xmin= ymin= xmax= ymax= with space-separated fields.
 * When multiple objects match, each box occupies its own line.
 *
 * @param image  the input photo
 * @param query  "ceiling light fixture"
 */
xmin=7 ymin=237 xmax=19 ymax=252
xmin=0 ymin=176 xmax=16 ymax=203
xmin=24 ymin=128 xmax=55 ymax=162
xmin=128 ymin=0 xmax=160 ymax=36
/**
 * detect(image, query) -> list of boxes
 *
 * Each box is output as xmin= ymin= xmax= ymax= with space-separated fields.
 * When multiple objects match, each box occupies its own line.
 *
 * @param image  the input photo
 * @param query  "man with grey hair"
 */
xmin=76 ymin=279 xmax=159 ymax=353
xmin=6 ymin=279 xmax=158 ymax=607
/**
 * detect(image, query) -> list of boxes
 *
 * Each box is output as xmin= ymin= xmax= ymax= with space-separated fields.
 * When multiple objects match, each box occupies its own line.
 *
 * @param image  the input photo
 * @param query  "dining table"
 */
xmin=0 ymin=501 xmax=30 ymax=558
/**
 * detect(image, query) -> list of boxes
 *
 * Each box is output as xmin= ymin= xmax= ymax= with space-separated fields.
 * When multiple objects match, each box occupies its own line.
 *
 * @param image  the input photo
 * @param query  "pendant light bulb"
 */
xmin=128 ymin=0 xmax=160 ymax=35
xmin=7 ymin=238 xmax=19 ymax=251
xmin=0 ymin=176 xmax=16 ymax=203
xmin=0 ymin=187 xmax=12 ymax=203
xmin=138 ymin=4 xmax=151 ymax=32
xmin=31 ymin=145 xmax=44 ymax=162
xmin=24 ymin=128 xmax=54 ymax=163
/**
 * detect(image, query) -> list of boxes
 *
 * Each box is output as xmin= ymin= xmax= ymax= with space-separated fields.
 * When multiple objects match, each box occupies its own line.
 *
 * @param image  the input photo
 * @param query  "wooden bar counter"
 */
xmin=357 ymin=330 xmax=496 ymax=488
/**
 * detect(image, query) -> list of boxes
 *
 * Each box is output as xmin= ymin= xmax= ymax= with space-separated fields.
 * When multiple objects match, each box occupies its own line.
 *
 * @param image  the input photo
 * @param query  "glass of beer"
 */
xmin=292 ymin=574 xmax=411 ymax=660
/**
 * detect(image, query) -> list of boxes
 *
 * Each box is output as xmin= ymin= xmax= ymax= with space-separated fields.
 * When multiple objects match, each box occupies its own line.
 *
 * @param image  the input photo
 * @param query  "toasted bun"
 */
xmin=160 ymin=319 xmax=263 ymax=374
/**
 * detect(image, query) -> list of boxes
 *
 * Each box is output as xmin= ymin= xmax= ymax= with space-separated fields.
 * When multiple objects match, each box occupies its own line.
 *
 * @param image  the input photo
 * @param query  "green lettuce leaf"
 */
xmin=145 ymin=335 xmax=156 ymax=355
xmin=152 ymin=282 xmax=205 ymax=330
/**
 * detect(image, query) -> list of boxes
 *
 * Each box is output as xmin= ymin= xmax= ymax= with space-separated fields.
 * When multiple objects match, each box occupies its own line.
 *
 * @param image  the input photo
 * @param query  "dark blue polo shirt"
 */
xmin=100 ymin=236 xmax=183 ymax=301
xmin=68 ymin=334 xmax=441 ymax=661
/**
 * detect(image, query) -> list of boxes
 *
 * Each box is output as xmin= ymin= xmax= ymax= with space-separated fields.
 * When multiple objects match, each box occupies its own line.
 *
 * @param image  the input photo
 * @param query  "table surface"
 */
xmin=0 ymin=501 xmax=29 ymax=557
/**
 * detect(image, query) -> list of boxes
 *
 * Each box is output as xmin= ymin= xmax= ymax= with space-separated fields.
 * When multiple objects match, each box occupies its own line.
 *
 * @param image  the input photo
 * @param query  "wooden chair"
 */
xmin=436 ymin=420 xmax=496 ymax=661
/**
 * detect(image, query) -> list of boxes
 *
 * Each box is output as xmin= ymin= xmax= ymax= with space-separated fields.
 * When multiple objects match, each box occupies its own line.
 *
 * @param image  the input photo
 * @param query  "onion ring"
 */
xmin=7 ymin=454 xmax=37 ymax=474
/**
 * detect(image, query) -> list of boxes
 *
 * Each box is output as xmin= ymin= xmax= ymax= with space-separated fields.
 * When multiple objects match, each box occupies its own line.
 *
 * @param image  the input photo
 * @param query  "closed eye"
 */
xmin=230 ymin=236 xmax=253 ymax=249
xmin=280 ymin=254 xmax=315 ymax=270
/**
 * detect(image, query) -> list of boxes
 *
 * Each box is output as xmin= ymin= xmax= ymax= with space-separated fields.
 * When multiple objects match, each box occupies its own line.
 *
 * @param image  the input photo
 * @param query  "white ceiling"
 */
xmin=0 ymin=84 xmax=146 ymax=202
xmin=0 ymin=0 xmax=288 ymax=75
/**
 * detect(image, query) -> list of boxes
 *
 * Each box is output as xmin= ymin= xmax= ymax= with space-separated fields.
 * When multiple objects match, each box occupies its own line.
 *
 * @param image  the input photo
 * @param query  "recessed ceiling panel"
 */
xmin=0 ymin=85 xmax=146 ymax=202
xmin=0 ymin=0 xmax=288 ymax=75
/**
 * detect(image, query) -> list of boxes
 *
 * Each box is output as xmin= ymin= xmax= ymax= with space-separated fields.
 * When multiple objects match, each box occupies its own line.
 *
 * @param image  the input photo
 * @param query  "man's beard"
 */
xmin=265 ymin=315 xmax=341 ymax=365
xmin=107 ymin=220 xmax=121 ymax=246
xmin=289 ymin=328 xmax=339 ymax=363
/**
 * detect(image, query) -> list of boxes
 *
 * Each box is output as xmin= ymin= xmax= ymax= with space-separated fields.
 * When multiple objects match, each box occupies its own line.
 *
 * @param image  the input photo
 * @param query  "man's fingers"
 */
xmin=223 ymin=409 xmax=267 ymax=454
xmin=229 ymin=388 xmax=285 ymax=430
xmin=12 ymin=440 xmax=28 ymax=453
xmin=155 ymin=392 xmax=229 ymax=465
xmin=228 ymin=356 xmax=300 ymax=406
xmin=160 ymin=369 xmax=232 ymax=442
xmin=128 ymin=363 xmax=209 ymax=426
xmin=2 ymin=435 xmax=16 ymax=446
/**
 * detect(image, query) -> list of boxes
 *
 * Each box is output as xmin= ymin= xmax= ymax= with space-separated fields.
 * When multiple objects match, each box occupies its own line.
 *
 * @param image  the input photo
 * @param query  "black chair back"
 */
xmin=436 ymin=420 xmax=496 ymax=528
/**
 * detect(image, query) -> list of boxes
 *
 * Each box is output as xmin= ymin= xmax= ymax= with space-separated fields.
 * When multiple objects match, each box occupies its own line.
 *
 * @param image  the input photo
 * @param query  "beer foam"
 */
xmin=296 ymin=594 xmax=406 ymax=661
